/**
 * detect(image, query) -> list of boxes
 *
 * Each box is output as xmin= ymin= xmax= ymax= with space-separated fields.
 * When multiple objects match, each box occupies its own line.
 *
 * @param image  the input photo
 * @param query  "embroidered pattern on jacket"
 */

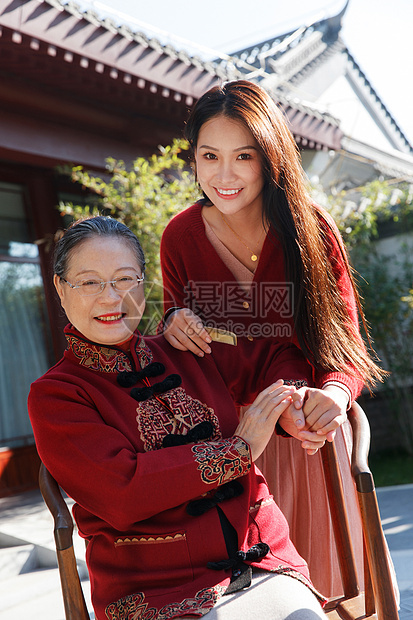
xmin=105 ymin=592 xmax=155 ymax=620
xmin=67 ymin=336 xmax=132 ymax=373
xmin=192 ymin=437 xmax=251 ymax=485
xmin=136 ymin=387 xmax=221 ymax=452
xmin=284 ymin=379 xmax=308 ymax=388
xmin=133 ymin=337 xmax=154 ymax=369
xmin=105 ymin=585 xmax=225 ymax=620
xmin=66 ymin=334 xmax=153 ymax=373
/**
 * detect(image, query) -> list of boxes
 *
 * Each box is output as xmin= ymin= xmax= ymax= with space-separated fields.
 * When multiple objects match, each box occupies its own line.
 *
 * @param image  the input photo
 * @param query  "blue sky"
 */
xmin=78 ymin=0 xmax=413 ymax=144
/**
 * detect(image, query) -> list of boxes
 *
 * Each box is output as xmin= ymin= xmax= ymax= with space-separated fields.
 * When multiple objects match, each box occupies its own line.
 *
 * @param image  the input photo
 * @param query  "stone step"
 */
xmin=0 ymin=530 xmax=58 ymax=577
xmin=0 ymin=536 xmax=92 ymax=619
xmin=0 ymin=566 xmax=93 ymax=619
xmin=0 ymin=490 xmax=92 ymax=618
xmin=2 ymin=566 xmax=74 ymax=619
xmin=0 ymin=529 xmax=88 ymax=574
xmin=0 ymin=543 xmax=37 ymax=579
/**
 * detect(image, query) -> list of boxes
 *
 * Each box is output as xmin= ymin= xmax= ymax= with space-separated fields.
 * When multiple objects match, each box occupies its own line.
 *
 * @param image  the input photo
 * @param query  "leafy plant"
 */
xmin=356 ymin=245 xmax=413 ymax=452
xmin=315 ymin=179 xmax=413 ymax=453
xmin=312 ymin=179 xmax=413 ymax=249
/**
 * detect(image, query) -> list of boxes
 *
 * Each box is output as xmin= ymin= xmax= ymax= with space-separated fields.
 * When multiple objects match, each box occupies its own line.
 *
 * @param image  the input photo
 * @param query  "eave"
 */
xmin=0 ymin=0 xmax=343 ymax=159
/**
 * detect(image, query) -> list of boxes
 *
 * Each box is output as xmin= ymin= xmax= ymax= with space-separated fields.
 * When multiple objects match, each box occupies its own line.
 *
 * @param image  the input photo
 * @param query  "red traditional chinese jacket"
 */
xmin=28 ymin=326 xmax=324 ymax=620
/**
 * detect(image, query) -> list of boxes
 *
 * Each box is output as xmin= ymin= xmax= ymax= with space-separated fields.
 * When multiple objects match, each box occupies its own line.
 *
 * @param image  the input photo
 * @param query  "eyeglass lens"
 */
xmin=76 ymin=276 xmax=142 ymax=296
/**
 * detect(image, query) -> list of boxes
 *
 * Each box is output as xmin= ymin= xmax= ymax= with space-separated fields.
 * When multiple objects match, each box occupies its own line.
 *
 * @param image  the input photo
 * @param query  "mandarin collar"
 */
xmin=63 ymin=324 xmax=153 ymax=373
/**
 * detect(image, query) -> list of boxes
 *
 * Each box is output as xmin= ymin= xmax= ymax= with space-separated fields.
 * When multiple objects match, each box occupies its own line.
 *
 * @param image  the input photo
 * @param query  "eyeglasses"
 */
xmin=61 ymin=274 xmax=145 ymax=296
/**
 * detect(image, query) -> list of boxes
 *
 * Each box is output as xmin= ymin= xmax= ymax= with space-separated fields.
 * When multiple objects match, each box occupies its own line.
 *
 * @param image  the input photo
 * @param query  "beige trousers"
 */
xmin=180 ymin=572 xmax=326 ymax=619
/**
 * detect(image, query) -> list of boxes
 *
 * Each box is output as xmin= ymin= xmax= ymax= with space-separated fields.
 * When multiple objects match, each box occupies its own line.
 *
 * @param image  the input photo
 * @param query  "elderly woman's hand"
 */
xmin=163 ymin=309 xmax=212 ymax=357
xmin=234 ymin=380 xmax=295 ymax=462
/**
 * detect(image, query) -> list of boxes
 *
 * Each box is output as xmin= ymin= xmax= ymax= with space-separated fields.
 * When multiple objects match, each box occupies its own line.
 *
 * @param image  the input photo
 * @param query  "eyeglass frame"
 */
xmin=60 ymin=274 xmax=145 ymax=296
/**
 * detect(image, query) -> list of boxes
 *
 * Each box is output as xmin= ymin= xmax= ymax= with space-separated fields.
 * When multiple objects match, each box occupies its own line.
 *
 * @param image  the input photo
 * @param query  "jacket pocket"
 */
xmin=114 ymin=530 xmax=194 ymax=592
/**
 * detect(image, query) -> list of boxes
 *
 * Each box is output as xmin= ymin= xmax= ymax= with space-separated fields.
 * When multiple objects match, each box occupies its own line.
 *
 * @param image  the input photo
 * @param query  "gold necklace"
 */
xmin=220 ymin=212 xmax=264 ymax=262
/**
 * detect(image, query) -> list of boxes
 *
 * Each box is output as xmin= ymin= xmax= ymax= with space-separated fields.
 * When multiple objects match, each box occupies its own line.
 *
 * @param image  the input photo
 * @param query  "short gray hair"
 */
xmin=53 ymin=216 xmax=146 ymax=277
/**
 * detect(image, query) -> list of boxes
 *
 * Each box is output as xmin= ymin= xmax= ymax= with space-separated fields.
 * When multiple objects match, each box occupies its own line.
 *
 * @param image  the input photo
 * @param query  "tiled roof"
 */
xmin=345 ymin=48 xmax=412 ymax=152
xmin=0 ymin=0 xmax=238 ymax=101
xmin=0 ymin=0 xmax=343 ymax=150
xmin=44 ymin=0 xmax=244 ymax=88
xmin=229 ymin=4 xmax=345 ymax=74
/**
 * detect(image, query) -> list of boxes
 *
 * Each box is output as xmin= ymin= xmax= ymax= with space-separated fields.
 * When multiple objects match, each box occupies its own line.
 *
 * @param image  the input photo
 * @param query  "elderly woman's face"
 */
xmin=54 ymin=236 xmax=145 ymax=345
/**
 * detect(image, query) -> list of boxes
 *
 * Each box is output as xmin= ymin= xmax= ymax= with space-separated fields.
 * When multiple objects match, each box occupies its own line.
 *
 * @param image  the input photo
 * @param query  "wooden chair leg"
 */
xmin=322 ymin=402 xmax=400 ymax=620
xmin=355 ymin=472 xmax=399 ymax=620
xmin=321 ymin=440 xmax=359 ymax=599
xmin=349 ymin=402 xmax=399 ymax=620
xmin=363 ymin=539 xmax=375 ymax=617
xmin=57 ymin=546 xmax=90 ymax=620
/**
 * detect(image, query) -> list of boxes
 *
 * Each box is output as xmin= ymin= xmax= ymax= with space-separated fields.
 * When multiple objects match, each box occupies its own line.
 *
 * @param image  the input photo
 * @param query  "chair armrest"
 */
xmin=348 ymin=401 xmax=374 ymax=493
xmin=39 ymin=462 xmax=74 ymax=551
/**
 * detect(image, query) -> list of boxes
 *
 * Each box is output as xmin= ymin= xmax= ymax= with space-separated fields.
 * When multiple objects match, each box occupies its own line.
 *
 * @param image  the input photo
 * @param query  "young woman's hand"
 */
xmin=276 ymin=385 xmax=348 ymax=455
xmin=289 ymin=385 xmax=348 ymax=447
xmin=163 ymin=309 xmax=212 ymax=356
xmin=234 ymin=380 xmax=295 ymax=462
xmin=295 ymin=385 xmax=348 ymax=439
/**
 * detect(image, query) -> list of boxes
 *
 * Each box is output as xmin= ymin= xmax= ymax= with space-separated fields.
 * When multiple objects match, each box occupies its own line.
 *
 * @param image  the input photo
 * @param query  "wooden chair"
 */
xmin=39 ymin=402 xmax=399 ymax=620
xmin=38 ymin=463 xmax=90 ymax=620
xmin=323 ymin=401 xmax=399 ymax=620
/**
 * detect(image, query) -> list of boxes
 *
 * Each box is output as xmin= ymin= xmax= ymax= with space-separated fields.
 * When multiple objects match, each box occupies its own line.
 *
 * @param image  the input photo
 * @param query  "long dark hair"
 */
xmin=185 ymin=80 xmax=385 ymax=388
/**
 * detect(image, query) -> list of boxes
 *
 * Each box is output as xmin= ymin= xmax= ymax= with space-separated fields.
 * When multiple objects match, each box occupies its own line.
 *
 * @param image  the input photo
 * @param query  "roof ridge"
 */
xmin=344 ymin=47 xmax=412 ymax=152
xmin=229 ymin=0 xmax=348 ymax=60
xmin=287 ymin=39 xmax=345 ymax=86
xmin=45 ymin=0 xmax=244 ymax=81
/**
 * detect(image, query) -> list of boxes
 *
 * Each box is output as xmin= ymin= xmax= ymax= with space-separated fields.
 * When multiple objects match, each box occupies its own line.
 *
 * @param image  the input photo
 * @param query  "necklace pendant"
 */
xmin=251 ymin=254 xmax=258 ymax=262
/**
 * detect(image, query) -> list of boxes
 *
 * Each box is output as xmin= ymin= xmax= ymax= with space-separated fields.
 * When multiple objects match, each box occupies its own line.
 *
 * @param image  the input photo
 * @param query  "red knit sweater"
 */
xmin=161 ymin=202 xmax=364 ymax=401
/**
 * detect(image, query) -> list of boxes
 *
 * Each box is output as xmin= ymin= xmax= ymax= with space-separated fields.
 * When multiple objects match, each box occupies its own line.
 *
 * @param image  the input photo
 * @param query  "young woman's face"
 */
xmin=195 ymin=115 xmax=264 ymax=217
xmin=54 ymin=236 xmax=145 ymax=345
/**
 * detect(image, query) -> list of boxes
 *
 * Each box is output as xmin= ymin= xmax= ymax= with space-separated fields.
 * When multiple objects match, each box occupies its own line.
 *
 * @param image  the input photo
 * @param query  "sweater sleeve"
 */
xmin=210 ymin=340 xmax=313 ymax=408
xmin=314 ymin=212 xmax=365 ymax=400
xmin=28 ymin=377 xmax=251 ymax=531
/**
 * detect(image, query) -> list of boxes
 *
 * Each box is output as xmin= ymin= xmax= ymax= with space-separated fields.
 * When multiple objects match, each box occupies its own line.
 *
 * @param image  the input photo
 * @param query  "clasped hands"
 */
xmin=235 ymin=381 xmax=348 ymax=462
xmin=277 ymin=383 xmax=348 ymax=455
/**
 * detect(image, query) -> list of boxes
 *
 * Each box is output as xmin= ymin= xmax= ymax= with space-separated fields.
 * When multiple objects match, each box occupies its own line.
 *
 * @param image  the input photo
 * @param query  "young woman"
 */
xmin=28 ymin=216 xmax=327 ymax=620
xmin=160 ymin=80 xmax=386 ymax=596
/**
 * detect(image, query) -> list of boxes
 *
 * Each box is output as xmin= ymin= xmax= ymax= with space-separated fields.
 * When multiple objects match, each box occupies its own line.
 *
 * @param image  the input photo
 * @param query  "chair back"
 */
xmin=39 ymin=463 xmax=90 ymax=620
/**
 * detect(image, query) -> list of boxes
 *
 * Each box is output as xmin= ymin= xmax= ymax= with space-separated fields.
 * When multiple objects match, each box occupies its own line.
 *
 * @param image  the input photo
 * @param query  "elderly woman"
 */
xmin=28 ymin=216 xmax=326 ymax=620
